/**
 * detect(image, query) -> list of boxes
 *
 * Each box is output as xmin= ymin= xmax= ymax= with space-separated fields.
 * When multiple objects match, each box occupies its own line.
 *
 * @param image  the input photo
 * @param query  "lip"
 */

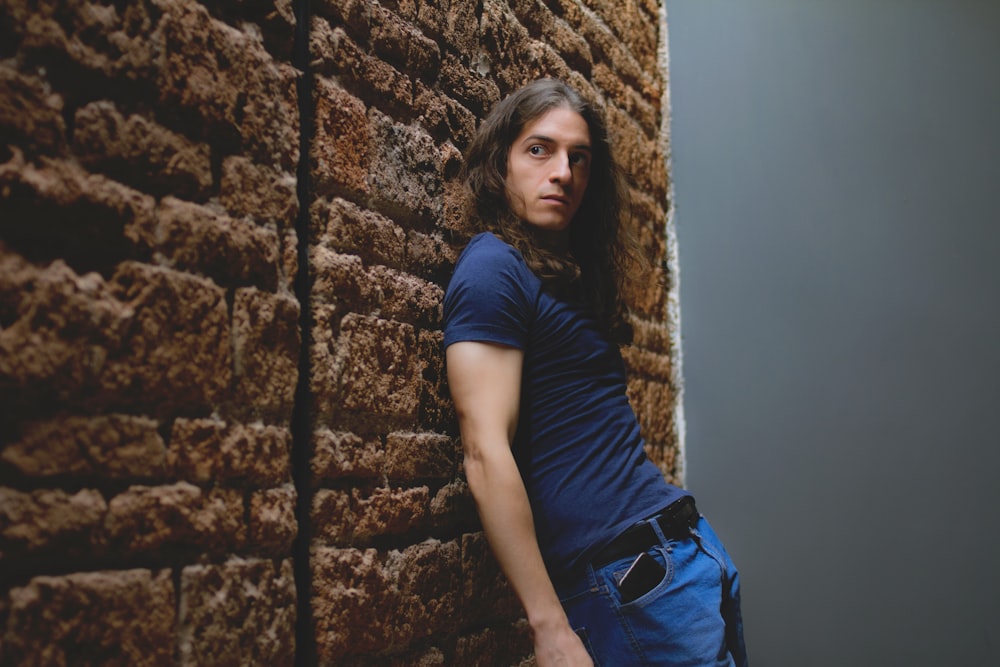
xmin=541 ymin=194 xmax=570 ymax=205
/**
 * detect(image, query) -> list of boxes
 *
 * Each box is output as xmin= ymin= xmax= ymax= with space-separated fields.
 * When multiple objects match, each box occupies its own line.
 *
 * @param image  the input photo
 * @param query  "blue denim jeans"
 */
xmin=555 ymin=515 xmax=747 ymax=666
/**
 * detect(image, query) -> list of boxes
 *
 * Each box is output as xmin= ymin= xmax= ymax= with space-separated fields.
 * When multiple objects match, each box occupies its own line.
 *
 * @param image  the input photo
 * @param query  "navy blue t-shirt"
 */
xmin=443 ymin=232 xmax=689 ymax=575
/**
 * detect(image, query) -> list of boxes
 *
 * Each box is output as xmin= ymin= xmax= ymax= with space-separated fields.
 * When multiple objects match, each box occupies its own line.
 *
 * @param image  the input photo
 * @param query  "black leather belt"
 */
xmin=591 ymin=496 xmax=699 ymax=568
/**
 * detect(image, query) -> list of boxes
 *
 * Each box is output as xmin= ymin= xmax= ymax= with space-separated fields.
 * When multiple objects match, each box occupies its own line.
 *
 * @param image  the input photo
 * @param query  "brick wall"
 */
xmin=0 ymin=0 xmax=680 ymax=664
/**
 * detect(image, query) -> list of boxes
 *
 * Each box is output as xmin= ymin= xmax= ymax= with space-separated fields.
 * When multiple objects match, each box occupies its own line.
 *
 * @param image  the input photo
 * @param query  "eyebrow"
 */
xmin=522 ymin=134 xmax=592 ymax=152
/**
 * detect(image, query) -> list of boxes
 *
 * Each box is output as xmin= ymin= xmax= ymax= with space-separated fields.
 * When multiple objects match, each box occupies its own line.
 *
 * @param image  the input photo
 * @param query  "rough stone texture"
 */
xmin=0 ymin=487 xmax=108 ymax=569
xmin=102 ymin=482 xmax=245 ymax=558
xmin=2 ymin=414 xmax=166 ymax=480
xmin=384 ymin=432 xmax=457 ymax=482
xmin=247 ymin=485 xmax=298 ymax=555
xmin=311 ymin=540 xmax=461 ymax=664
xmin=230 ymin=287 xmax=301 ymax=420
xmin=167 ymin=419 xmax=292 ymax=486
xmin=1 ymin=0 xmax=677 ymax=665
xmin=73 ymin=101 xmax=212 ymax=200
xmin=312 ymin=430 xmax=384 ymax=482
xmin=177 ymin=557 xmax=296 ymax=666
xmin=2 ymin=569 xmax=175 ymax=667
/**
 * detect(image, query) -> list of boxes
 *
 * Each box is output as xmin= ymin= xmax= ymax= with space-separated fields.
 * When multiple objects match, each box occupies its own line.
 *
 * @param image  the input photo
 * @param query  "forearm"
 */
xmin=464 ymin=443 xmax=567 ymax=631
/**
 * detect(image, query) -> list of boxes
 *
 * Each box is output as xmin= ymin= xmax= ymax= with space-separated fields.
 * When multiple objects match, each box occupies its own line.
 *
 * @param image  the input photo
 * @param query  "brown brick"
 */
xmin=579 ymin=0 xmax=660 ymax=72
xmin=310 ymin=248 xmax=368 ymax=318
xmin=622 ymin=261 xmax=667 ymax=320
xmin=1 ymin=0 xmax=679 ymax=662
xmin=73 ymin=101 xmax=212 ymax=200
xmin=479 ymin=2 xmax=577 ymax=87
xmin=311 ymin=20 xmax=414 ymax=112
xmin=254 ymin=0 xmax=298 ymax=62
xmin=0 ymin=65 xmax=66 ymax=154
xmin=645 ymin=440 xmax=679 ymax=485
xmin=0 ymin=257 xmax=229 ymax=417
xmin=516 ymin=39 xmax=574 ymax=88
xmin=129 ymin=197 xmax=280 ymax=291
xmin=455 ymin=622 xmax=534 ymax=667
xmin=621 ymin=345 xmax=672 ymax=382
xmin=231 ymin=287 xmax=300 ymax=422
xmin=367 ymin=107 xmax=443 ymax=227
xmin=384 ymin=432 xmax=456 ymax=482
xmin=312 ymin=77 xmax=370 ymax=198
xmin=440 ymin=174 xmax=476 ymax=237
xmin=2 ymin=414 xmax=166 ymax=480
xmin=429 ymin=479 xmax=477 ymax=532
xmin=156 ymin=1 xmax=298 ymax=170
xmin=312 ymin=430 xmax=384 ymax=483
xmin=412 ymin=81 xmax=477 ymax=147
xmin=369 ymin=3 xmax=441 ymax=75
xmin=404 ymin=0 xmax=480 ymax=55
xmin=3 ymin=569 xmax=175 ymax=667
xmin=353 ymin=486 xmax=430 ymax=540
xmin=311 ymin=546 xmax=390 ymax=661
xmin=510 ymin=0 xmax=594 ymax=74
xmin=384 ymin=539 xmax=461 ymax=642
xmin=311 ymin=197 xmax=407 ymax=269
xmin=247 ymin=486 xmax=297 ymax=555
xmin=586 ymin=0 xmax=660 ymax=72
xmin=607 ymin=106 xmax=668 ymax=205
xmin=311 ymin=488 xmax=355 ymax=545
xmin=480 ymin=0 xmax=529 ymax=81
xmin=437 ymin=54 xmax=502 ymax=117
xmin=104 ymin=262 xmax=231 ymax=416
xmin=311 ymin=540 xmax=460 ymax=662
xmin=219 ymin=156 xmax=298 ymax=227
xmin=380 ymin=646 xmax=447 ymax=667
xmin=405 ymin=228 xmax=459 ymax=284
xmin=178 ymin=557 xmax=296 ymax=666
xmin=629 ymin=316 xmax=672 ymax=355
xmin=308 ymin=303 xmax=341 ymax=424
xmin=0 ymin=151 xmax=155 ymax=270
xmin=315 ymin=0 xmax=372 ymax=37
xmin=282 ymin=226 xmax=299 ymax=291
xmin=0 ymin=487 xmax=107 ymax=566
xmin=626 ymin=377 xmax=675 ymax=447
xmin=103 ymin=482 xmax=244 ymax=558
xmin=418 ymin=329 xmax=455 ymax=432
xmin=592 ymin=61 xmax=659 ymax=138
xmin=168 ymin=419 xmax=292 ymax=486
xmin=630 ymin=186 xmax=668 ymax=259
xmin=334 ymin=314 xmax=421 ymax=427
xmin=366 ymin=265 xmax=443 ymax=327
xmin=14 ymin=0 xmax=161 ymax=82
xmin=556 ymin=0 xmax=656 ymax=97
xmin=460 ymin=532 xmax=520 ymax=624
xmin=312 ymin=486 xmax=430 ymax=544
xmin=455 ymin=628 xmax=500 ymax=667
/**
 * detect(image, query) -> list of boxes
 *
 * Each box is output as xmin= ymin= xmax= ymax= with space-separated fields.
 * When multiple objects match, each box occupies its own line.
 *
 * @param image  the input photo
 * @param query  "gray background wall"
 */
xmin=666 ymin=1 xmax=1000 ymax=665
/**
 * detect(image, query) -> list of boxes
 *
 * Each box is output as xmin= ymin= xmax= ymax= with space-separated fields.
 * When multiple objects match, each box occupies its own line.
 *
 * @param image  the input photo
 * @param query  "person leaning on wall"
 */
xmin=442 ymin=78 xmax=748 ymax=666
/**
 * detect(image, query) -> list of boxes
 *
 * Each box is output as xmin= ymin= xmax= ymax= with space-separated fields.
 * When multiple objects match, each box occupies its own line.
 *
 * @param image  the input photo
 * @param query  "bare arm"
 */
xmin=447 ymin=341 xmax=593 ymax=667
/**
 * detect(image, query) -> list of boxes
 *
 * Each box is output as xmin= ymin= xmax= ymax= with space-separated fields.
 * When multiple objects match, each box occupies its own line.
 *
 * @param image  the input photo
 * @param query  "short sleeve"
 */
xmin=442 ymin=233 xmax=537 ymax=350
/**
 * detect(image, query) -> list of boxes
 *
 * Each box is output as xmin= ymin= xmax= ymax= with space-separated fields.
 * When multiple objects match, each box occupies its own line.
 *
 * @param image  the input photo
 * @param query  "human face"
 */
xmin=505 ymin=105 xmax=591 ymax=233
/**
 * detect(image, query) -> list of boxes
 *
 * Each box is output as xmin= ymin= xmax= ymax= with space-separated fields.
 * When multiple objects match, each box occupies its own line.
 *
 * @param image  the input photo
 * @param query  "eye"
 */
xmin=528 ymin=144 xmax=548 ymax=156
xmin=569 ymin=152 xmax=590 ymax=167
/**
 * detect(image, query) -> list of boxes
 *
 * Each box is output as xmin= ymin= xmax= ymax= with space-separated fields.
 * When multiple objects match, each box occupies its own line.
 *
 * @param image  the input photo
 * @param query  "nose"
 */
xmin=549 ymin=151 xmax=572 ymax=184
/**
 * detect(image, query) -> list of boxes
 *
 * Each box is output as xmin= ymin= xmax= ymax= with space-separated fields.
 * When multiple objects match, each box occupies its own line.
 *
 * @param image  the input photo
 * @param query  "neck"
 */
xmin=524 ymin=224 xmax=571 ymax=256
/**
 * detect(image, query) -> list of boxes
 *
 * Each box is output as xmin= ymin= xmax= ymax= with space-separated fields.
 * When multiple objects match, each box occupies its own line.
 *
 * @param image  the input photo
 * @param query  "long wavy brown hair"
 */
xmin=461 ymin=78 xmax=641 ymax=343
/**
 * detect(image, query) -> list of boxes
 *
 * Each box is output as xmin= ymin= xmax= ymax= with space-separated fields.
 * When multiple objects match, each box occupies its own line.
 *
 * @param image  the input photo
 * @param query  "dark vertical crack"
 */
xmin=290 ymin=0 xmax=316 ymax=665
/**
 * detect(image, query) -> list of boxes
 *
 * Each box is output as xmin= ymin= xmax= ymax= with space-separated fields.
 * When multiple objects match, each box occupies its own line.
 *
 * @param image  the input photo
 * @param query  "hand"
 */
xmin=533 ymin=622 xmax=594 ymax=667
